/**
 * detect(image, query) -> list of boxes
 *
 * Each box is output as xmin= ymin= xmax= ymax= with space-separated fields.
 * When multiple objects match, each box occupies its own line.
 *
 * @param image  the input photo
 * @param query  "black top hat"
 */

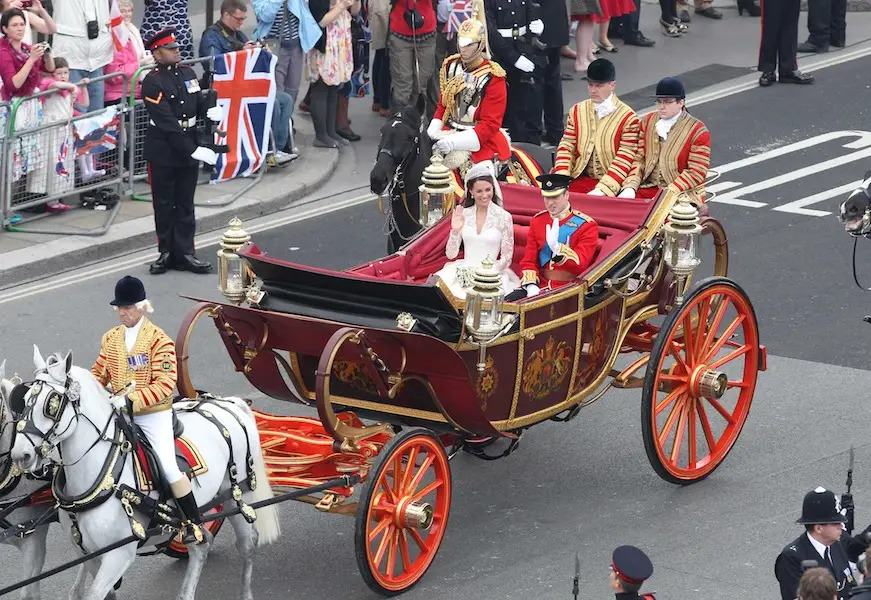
xmin=145 ymin=27 xmax=180 ymax=51
xmin=654 ymin=77 xmax=686 ymax=99
xmin=796 ymin=487 xmax=848 ymax=525
xmin=612 ymin=545 xmax=654 ymax=584
xmin=110 ymin=275 xmax=147 ymax=307
xmin=536 ymin=173 xmax=574 ymax=197
xmin=586 ymin=58 xmax=616 ymax=83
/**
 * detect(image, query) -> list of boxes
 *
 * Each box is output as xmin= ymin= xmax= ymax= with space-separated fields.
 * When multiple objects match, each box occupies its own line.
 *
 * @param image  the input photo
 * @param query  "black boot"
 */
xmin=149 ymin=252 xmax=172 ymax=275
xmin=176 ymin=492 xmax=205 ymax=545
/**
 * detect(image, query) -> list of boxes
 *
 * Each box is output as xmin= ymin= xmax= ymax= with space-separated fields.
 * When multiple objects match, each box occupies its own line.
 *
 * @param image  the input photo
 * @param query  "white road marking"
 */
xmin=714 ymin=131 xmax=871 ymax=174
xmin=772 ymin=180 xmax=863 ymax=217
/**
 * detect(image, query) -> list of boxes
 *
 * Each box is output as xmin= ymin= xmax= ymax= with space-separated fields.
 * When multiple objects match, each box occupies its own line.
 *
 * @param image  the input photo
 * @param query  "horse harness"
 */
xmin=377 ymin=139 xmax=421 ymax=242
xmin=16 ymin=375 xmax=258 ymax=552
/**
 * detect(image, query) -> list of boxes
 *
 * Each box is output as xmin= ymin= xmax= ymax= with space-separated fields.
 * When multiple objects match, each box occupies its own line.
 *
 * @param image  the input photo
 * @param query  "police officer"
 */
xmin=609 ymin=545 xmax=655 ymax=599
xmin=775 ymin=487 xmax=871 ymax=600
xmin=142 ymin=27 xmax=222 ymax=275
xmin=484 ymin=0 xmax=546 ymax=145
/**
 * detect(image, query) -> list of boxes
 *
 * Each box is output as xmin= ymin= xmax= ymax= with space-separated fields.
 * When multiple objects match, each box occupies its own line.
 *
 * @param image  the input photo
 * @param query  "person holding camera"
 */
xmin=775 ymin=488 xmax=871 ymax=600
xmin=387 ymin=0 xmax=437 ymax=115
xmin=141 ymin=27 xmax=222 ymax=275
xmin=483 ymin=0 xmax=546 ymax=145
xmin=0 ymin=0 xmax=56 ymax=45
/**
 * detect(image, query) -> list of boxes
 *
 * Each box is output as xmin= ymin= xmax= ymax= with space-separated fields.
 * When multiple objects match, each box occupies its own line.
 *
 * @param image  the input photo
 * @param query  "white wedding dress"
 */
xmin=435 ymin=202 xmax=521 ymax=300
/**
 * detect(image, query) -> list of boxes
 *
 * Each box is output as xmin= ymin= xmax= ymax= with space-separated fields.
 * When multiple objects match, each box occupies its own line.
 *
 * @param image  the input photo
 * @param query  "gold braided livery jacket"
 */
xmin=90 ymin=318 xmax=178 ymax=415
xmin=553 ymin=96 xmax=640 ymax=196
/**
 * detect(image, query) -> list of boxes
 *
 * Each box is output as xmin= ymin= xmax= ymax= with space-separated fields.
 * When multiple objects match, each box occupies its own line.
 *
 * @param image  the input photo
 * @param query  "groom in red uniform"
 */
xmin=506 ymin=173 xmax=599 ymax=301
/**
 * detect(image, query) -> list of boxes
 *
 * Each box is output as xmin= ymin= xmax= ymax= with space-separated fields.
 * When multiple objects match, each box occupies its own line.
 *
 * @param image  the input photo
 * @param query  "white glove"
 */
xmin=529 ymin=19 xmax=544 ymax=35
xmin=435 ymin=129 xmax=481 ymax=154
xmin=427 ymin=118 xmax=445 ymax=141
xmin=617 ymin=188 xmax=637 ymax=198
xmin=514 ymin=55 xmax=535 ymax=73
xmin=206 ymin=105 xmax=224 ymax=123
xmin=525 ymin=284 xmax=541 ymax=297
xmin=545 ymin=217 xmax=560 ymax=254
xmin=588 ymin=188 xmax=606 ymax=196
xmin=109 ymin=394 xmax=127 ymax=411
xmin=434 ymin=137 xmax=455 ymax=154
xmin=191 ymin=146 xmax=218 ymax=165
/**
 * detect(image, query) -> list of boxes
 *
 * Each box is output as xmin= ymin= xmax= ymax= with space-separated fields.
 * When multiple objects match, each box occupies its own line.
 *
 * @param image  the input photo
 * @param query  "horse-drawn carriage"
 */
xmin=169 ymin=178 xmax=764 ymax=594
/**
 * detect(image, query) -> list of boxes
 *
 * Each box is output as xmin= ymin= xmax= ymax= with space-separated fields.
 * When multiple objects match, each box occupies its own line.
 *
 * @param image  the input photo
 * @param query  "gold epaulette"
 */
xmin=533 ymin=209 xmax=549 ymax=217
xmin=572 ymin=209 xmax=594 ymax=223
xmin=486 ymin=59 xmax=506 ymax=78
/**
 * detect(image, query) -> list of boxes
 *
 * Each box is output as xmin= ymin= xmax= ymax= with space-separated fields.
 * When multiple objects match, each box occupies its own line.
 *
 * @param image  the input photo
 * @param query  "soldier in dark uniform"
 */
xmin=142 ymin=27 xmax=222 ymax=275
xmin=484 ymin=0 xmax=547 ymax=145
xmin=775 ymin=487 xmax=871 ymax=600
xmin=609 ymin=544 xmax=655 ymax=599
xmin=757 ymin=0 xmax=813 ymax=87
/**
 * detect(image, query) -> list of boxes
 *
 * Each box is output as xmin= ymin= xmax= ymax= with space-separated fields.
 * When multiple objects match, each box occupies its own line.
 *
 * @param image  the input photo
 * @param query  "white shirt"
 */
xmin=594 ymin=94 xmax=617 ymax=120
xmin=437 ymin=0 xmax=454 ymax=24
xmin=124 ymin=317 xmax=144 ymax=352
xmin=655 ymin=112 xmax=681 ymax=140
xmin=51 ymin=0 xmax=113 ymax=71
xmin=807 ymin=532 xmax=830 ymax=563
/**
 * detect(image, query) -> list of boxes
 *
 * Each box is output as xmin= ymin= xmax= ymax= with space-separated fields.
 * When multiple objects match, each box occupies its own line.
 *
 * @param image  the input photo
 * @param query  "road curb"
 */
xmin=0 ymin=144 xmax=341 ymax=289
xmin=644 ymin=0 xmax=871 ymax=10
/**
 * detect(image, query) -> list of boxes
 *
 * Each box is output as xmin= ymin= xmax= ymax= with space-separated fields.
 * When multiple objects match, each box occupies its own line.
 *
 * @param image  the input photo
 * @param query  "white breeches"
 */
xmin=133 ymin=410 xmax=184 ymax=484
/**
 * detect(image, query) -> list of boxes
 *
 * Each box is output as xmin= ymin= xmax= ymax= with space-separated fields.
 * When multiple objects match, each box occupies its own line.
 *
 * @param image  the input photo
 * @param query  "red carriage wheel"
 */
xmin=355 ymin=428 xmax=452 ymax=596
xmin=641 ymin=277 xmax=760 ymax=484
xmin=162 ymin=505 xmax=226 ymax=559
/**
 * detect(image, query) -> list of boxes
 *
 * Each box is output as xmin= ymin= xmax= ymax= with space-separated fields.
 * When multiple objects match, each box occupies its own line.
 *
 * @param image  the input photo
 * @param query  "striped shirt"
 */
xmin=268 ymin=0 xmax=300 ymax=43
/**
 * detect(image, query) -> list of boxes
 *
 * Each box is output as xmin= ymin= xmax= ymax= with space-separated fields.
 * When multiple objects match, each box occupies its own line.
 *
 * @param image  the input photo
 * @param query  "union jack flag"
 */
xmin=73 ymin=106 xmax=120 ymax=156
xmin=56 ymin=136 xmax=70 ymax=176
xmin=211 ymin=48 xmax=276 ymax=183
xmin=444 ymin=0 xmax=472 ymax=39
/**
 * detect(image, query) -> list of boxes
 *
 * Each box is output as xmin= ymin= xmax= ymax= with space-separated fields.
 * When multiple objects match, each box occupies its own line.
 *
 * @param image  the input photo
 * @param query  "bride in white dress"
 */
xmin=435 ymin=161 xmax=521 ymax=299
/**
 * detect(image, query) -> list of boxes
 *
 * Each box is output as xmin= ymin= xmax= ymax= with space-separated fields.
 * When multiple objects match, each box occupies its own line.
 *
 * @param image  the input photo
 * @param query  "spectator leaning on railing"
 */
xmin=50 ymin=0 xmax=113 ymax=112
xmin=199 ymin=0 xmax=296 ymax=162
xmin=104 ymin=0 xmax=152 ymax=105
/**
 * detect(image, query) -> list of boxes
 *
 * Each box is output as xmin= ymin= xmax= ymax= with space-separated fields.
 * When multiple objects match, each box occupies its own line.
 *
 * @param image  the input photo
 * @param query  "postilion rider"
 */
xmin=505 ymin=173 xmax=599 ymax=301
xmin=427 ymin=6 xmax=511 ymax=172
xmin=553 ymin=58 xmax=640 ymax=197
xmin=617 ymin=77 xmax=711 ymax=204
xmin=90 ymin=276 xmax=205 ymax=545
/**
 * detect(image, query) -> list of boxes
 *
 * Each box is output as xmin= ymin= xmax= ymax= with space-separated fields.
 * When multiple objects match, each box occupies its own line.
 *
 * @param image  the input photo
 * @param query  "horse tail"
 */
xmin=225 ymin=397 xmax=282 ymax=547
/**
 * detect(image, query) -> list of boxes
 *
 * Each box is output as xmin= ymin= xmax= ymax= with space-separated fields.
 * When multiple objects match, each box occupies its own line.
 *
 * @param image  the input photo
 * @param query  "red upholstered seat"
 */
xmin=348 ymin=184 xmax=661 ymax=284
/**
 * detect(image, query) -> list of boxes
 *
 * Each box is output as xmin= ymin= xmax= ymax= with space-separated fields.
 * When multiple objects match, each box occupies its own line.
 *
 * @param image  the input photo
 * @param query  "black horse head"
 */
xmin=370 ymin=94 xmax=427 ymax=196
xmin=840 ymin=170 xmax=871 ymax=236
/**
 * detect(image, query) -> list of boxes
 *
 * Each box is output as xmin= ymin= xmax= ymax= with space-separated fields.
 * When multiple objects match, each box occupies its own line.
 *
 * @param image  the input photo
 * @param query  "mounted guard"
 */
xmin=427 ymin=0 xmax=512 ymax=174
xmin=91 ymin=275 xmax=204 ymax=545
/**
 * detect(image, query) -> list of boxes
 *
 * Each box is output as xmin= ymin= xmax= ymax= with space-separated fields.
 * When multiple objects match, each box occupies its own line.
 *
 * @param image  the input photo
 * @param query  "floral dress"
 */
xmin=306 ymin=9 xmax=353 ymax=86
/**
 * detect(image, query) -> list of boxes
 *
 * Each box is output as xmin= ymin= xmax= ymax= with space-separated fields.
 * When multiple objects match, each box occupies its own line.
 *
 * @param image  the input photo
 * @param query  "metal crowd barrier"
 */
xmin=0 ymin=101 xmax=9 ymax=226
xmin=1 ymin=72 xmax=130 ymax=234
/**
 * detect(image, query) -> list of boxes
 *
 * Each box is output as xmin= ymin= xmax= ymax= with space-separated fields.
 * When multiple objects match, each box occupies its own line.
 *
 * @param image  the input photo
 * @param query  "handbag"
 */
xmin=261 ymin=0 xmax=290 ymax=53
xmin=570 ymin=0 xmax=602 ymax=16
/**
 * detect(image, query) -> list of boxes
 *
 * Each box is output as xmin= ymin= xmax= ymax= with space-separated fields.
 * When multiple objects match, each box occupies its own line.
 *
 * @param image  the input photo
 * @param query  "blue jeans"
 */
xmin=271 ymin=90 xmax=292 ymax=151
xmin=69 ymin=67 xmax=106 ymax=112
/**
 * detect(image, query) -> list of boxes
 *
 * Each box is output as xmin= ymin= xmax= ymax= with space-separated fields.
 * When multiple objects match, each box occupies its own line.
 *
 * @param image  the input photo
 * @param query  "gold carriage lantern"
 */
xmin=217 ymin=217 xmax=252 ymax=304
xmin=663 ymin=193 xmax=702 ymax=305
xmin=464 ymin=256 xmax=512 ymax=372
xmin=418 ymin=153 xmax=456 ymax=228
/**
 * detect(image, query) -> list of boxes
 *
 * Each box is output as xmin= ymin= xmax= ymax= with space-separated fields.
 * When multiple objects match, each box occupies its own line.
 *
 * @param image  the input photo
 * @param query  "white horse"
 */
xmin=11 ymin=348 xmax=281 ymax=600
xmin=0 ymin=359 xmax=57 ymax=600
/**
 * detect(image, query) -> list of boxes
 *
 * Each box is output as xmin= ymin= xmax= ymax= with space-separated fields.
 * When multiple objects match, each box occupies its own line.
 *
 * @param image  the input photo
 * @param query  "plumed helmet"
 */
xmin=456 ymin=0 xmax=490 ymax=54
xmin=796 ymin=487 xmax=848 ymax=525
xmin=110 ymin=275 xmax=147 ymax=307
xmin=654 ymin=76 xmax=686 ymax=99
xmin=586 ymin=58 xmax=616 ymax=83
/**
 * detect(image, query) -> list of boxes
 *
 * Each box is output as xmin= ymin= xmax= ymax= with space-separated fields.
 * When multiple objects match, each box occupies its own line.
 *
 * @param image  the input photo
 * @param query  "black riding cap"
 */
xmin=796 ymin=487 xmax=848 ymax=525
xmin=110 ymin=275 xmax=147 ymax=307
xmin=586 ymin=58 xmax=616 ymax=83
xmin=654 ymin=76 xmax=686 ymax=99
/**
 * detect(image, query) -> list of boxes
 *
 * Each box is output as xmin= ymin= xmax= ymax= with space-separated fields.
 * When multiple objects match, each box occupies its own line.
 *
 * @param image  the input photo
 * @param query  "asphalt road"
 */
xmin=4 ymin=54 xmax=871 ymax=600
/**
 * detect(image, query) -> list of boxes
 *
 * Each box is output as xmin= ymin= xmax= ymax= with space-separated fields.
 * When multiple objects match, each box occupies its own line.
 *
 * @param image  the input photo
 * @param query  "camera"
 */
xmin=86 ymin=19 xmax=99 ymax=40
xmin=801 ymin=560 xmax=819 ymax=572
xmin=403 ymin=7 xmax=424 ymax=30
xmin=21 ymin=0 xmax=33 ymax=8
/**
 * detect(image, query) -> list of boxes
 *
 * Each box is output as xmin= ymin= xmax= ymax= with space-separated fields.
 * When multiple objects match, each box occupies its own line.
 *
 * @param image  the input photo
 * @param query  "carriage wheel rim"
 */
xmin=364 ymin=435 xmax=451 ymax=591
xmin=651 ymin=284 xmax=758 ymax=480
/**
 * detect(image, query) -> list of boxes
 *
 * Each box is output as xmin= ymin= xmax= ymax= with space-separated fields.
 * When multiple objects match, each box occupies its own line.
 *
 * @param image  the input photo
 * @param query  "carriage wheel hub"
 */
xmin=395 ymin=497 xmax=434 ymax=530
xmin=690 ymin=366 xmax=728 ymax=400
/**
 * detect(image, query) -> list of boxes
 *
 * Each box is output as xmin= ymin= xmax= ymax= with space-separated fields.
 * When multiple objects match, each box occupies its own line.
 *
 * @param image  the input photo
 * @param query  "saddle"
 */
xmin=123 ymin=411 xmax=208 ymax=496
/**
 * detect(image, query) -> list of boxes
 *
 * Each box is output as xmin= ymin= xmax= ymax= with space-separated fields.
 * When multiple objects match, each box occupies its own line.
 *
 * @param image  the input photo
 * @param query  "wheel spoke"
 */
xmin=668 ymin=342 xmax=690 ymax=373
xmin=687 ymin=398 xmax=697 ymax=469
xmin=707 ymin=344 xmax=751 ymax=371
xmin=399 ymin=530 xmax=412 ymax=573
xmin=702 ymin=315 xmax=746 ymax=364
xmin=408 ymin=526 xmax=429 ymax=553
xmin=706 ymin=396 xmax=736 ymax=425
xmin=399 ymin=446 xmax=419 ymax=495
xmin=727 ymin=380 xmax=750 ymax=389
xmin=392 ymin=455 xmax=403 ymax=497
xmin=412 ymin=478 xmax=444 ymax=502
xmin=406 ymin=453 xmax=435 ymax=495
xmin=696 ymin=399 xmax=717 ymax=453
xmin=368 ymin=515 xmax=391 ymax=543
xmin=373 ymin=524 xmax=394 ymax=566
xmin=670 ymin=400 xmax=689 ymax=463
xmin=380 ymin=477 xmax=398 ymax=504
xmin=700 ymin=293 xmax=729 ymax=356
xmin=658 ymin=373 xmax=689 ymax=383
xmin=655 ymin=384 xmax=687 ymax=416
xmin=693 ymin=297 xmax=711 ymax=362
xmin=681 ymin=314 xmax=695 ymax=363
xmin=386 ymin=527 xmax=399 ymax=578
xmin=658 ymin=394 xmax=686 ymax=446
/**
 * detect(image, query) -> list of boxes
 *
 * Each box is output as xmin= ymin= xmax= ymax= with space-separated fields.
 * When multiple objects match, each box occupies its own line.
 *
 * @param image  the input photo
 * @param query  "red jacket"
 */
xmin=519 ymin=208 xmax=599 ymax=288
xmin=389 ymin=0 xmax=436 ymax=37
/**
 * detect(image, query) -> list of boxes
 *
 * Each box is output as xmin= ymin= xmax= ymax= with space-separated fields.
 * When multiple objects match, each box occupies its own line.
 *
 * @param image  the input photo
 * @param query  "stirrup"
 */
xmin=178 ymin=521 xmax=205 ymax=545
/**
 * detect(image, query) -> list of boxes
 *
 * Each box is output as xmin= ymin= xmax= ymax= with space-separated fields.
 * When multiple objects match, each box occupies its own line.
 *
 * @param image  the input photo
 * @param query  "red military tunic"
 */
xmin=553 ymin=96 xmax=640 ymax=196
xmin=519 ymin=207 xmax=600 ymax=289
xmin=432 ymin=55 xmax=511 ymax=164
xmin=623 ymin=111 xmax=711 ymax=203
